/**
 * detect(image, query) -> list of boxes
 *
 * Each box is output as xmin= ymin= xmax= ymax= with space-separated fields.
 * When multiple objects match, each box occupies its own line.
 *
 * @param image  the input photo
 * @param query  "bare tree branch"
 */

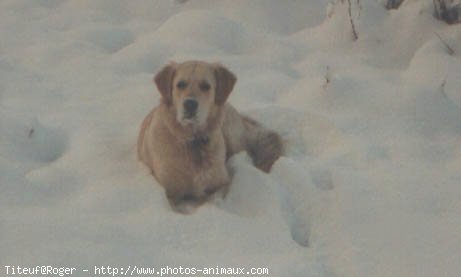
xmin=435 ymin=32 xmax=455 ymax=55
xmin=347 ymin=0 xmax=359 ymax=41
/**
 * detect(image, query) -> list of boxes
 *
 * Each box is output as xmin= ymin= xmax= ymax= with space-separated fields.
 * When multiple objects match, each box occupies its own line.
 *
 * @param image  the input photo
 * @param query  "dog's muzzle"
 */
xmin=183 ymin=99 xmax=198 ymax=119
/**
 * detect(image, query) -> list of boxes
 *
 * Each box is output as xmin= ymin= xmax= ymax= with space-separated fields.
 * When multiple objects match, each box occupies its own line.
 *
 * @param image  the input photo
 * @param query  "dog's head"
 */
xmin=154 ymin=61 xmax=236 ymax=128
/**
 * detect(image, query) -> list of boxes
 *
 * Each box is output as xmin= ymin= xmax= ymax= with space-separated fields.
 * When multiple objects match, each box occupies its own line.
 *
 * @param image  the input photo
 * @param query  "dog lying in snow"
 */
xmin=138 ymin=61 xmax=283 ymax=213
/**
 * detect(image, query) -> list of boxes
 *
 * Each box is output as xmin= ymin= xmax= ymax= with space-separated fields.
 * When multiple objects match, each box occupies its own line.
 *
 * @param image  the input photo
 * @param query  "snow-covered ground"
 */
xmin=1 ymin=0 xmax=461 ymax=276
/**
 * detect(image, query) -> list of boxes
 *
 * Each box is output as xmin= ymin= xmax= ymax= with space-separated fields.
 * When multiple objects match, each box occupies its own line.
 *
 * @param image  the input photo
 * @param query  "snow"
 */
xmin=1 ymin=0 xmax=461 ymax=276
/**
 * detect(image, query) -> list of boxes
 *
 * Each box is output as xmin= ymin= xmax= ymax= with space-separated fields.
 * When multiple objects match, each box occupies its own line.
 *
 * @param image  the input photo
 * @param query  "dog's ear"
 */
xmin=214 ymin=64 xmax=236 ymax=105
xmin=154 ymin=62 xmax=176 ymax=105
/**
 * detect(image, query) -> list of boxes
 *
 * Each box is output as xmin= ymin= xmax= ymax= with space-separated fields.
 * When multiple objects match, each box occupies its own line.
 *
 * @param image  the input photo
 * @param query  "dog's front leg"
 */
xmin=166 ymin=187 xmax=208 ymax=214
xmin=203 ymin=181 xmax=231 ymax=201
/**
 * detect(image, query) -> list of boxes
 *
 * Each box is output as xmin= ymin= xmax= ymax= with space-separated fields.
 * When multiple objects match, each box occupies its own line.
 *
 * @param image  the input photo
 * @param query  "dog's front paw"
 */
xmin=204 ymin=183 xmax=229 ymax=200
xmin=166 ymin=191 xmax=206 ymax=214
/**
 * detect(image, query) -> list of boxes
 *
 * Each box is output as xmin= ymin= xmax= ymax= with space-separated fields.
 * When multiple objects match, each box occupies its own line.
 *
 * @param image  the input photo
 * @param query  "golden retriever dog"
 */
xmin=138 ymin=61 xmax=283 ymax=213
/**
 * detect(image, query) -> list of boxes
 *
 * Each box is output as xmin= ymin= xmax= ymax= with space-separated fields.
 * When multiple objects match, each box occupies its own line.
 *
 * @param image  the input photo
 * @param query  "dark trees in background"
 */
xmin=386 ymin=0 xmax=405 ymax=9
xmin=386 ymin=0 xmax=460 ymax=24
xmin=433 ymin=0 xmax=461 ymax=24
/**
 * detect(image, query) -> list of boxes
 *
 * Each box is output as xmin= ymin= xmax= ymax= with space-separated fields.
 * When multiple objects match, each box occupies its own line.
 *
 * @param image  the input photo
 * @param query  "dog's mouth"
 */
xmin=183 ymin=111 xmax=196 ymax=120
xmin=179 ymin=114 xmax=198 ymax=126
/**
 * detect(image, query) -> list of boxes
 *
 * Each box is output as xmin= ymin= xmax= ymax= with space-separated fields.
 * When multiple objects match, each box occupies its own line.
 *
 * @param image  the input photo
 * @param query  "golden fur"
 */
xmin=138 ymin=61 xmax=283 ymax=213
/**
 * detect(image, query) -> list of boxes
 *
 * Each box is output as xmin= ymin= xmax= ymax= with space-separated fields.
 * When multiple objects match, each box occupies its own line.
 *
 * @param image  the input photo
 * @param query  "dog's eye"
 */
xmin=176 ymin=80 xmax=187 ymax=90
xmin=199 ymin=81 xmax=210 ymax=92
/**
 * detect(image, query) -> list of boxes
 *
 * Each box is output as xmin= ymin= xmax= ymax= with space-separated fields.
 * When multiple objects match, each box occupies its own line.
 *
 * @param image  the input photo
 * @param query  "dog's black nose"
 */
xmin=183 ymin=99 xmax=198 ymax=116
